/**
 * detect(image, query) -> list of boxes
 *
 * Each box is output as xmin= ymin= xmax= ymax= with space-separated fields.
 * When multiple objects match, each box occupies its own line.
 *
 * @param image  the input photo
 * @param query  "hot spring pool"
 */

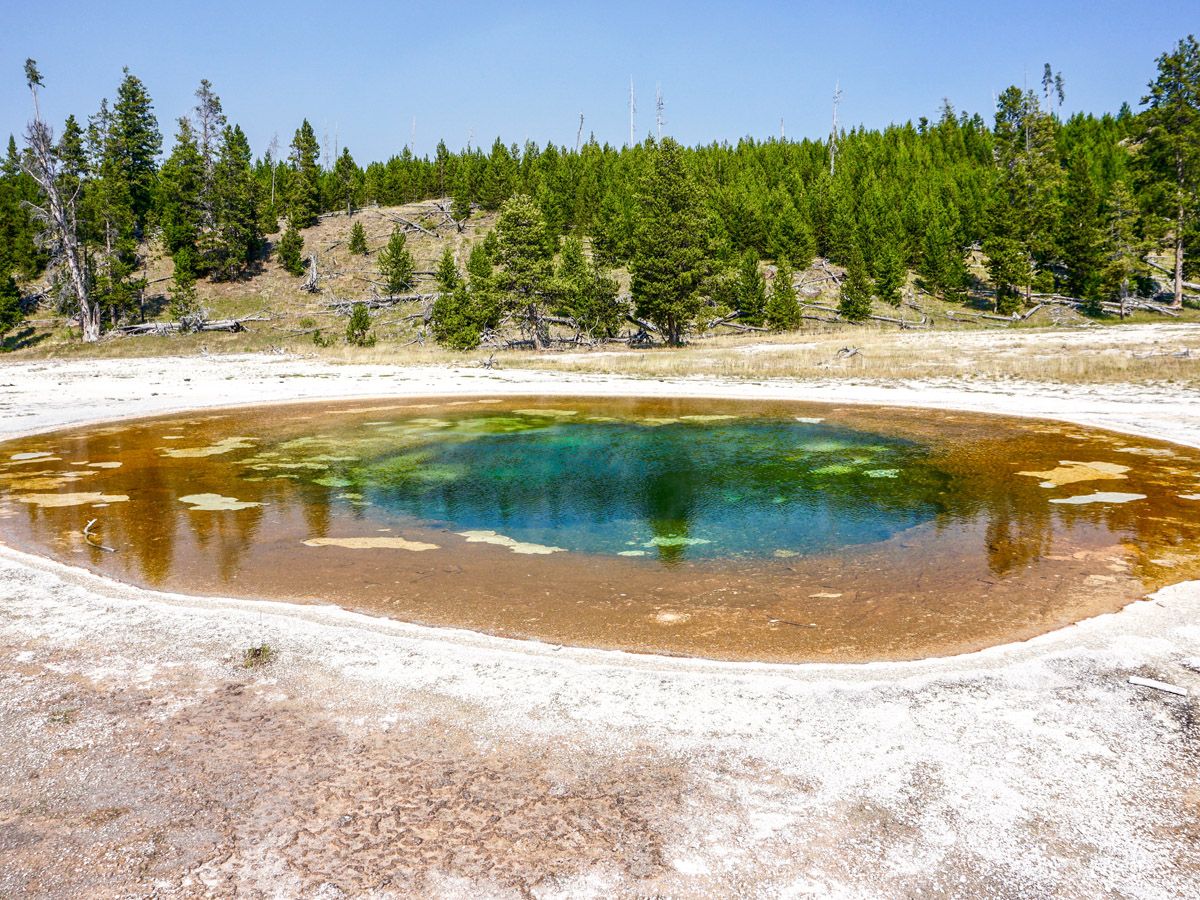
xmin=2 ymin=396 xmax=1198 ymax=662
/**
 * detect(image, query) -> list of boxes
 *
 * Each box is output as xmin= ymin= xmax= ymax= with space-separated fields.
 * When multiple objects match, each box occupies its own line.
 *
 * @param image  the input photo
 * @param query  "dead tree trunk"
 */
xmin=301 ymin=254 xmax=320 ymax=293
xmin=21 ymin=61 xmax=99 ymax=342
xmin=1173 ymin=210 xmax=1185 ymax=309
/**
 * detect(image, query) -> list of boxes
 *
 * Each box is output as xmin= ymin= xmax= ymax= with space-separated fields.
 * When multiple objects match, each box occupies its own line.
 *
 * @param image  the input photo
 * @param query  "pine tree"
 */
xmin=191 ymin=79 xmax=226 ymax=239
xmin=630 ymin=139 xmax=710 ymax=345
xmin=0 ymin=274 xmax=22 ymax=339
xmin=552 ymin=235 xmax=623 ymax=337
xmin=431 ymin=283 xmax=482 ymax=350
xmin=207 ymin=125 xmax=261 ymax=278
xmin=158 ymin=118 xmax=204 ymax=258
xmin=735 ymin=249 xmax=767 ymax=324
xmin=1101 ymin=180 xmax=1148 ymax=316
xmin=917 ymin=204 xmax=968 ymax=301
xmin=765 ymin=260 xmax=800 ymax=330
xmin=480 ymin=138 xmax=516 ymax=210
xmin=990 ymin=86 xmax=1061 ymax=303
xmin=110 ymin=68 xmax=160 ymax=235
xmin=1137 ymin=35 xmax=1200 ymax=308
xmin=983 ymin=231 xmax=1030 ymax=315
xmin=378 ymin=226 xmax=415 ymax=294
xmin=332 ymin=147 xmax=359 ymax=215
xmin=838 ymin=244 xmax=874 ymax=322
xmin=494 ymin=193 xmax=554 ymax=347
xmin=450 ymin=172 xmax=472 ymax=229
xmin=347 ymin=221 xmax=368 ymax=255
xmin=87 ymin=96 xmax=144 ymax=325
xmin=288 ymin=120 xmax=321 ymax=228
xmin=873 ymin=239 xmax=906 ymax=307
xmin=1059 ymin=156 xmax=1107 ymax=309
xmin=168 ymin=247 xmax=199 ymax=320
xmin=434 ymin=246 xmax=459 ymax=291
xmin=277 ymin=223 xmax=305 ymax=276
xmin=345 ymin=303 xmax=375 ymax=346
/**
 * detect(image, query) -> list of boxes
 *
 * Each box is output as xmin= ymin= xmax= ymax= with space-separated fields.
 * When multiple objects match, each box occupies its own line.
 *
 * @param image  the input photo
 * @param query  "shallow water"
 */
xmin=2 ymin=396 xmax=1198 ymax=662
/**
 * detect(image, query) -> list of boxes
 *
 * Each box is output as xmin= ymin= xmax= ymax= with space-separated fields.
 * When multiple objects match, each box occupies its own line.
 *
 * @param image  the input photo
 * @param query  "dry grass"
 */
xmin=499 ymin=325 xmax=1200 ymax=386
xmin=7 ymin=197 xmax=1199 ymax=386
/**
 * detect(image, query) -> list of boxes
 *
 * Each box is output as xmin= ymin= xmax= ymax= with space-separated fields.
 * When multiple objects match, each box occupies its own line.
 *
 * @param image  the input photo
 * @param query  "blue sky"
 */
xmin=2 ymin=1 xmax=1195 ymax=162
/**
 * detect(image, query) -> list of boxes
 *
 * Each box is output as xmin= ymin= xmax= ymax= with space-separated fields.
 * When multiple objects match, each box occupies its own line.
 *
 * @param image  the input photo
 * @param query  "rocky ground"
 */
xmin=1 ymin=346 xmax=1199 ymax=897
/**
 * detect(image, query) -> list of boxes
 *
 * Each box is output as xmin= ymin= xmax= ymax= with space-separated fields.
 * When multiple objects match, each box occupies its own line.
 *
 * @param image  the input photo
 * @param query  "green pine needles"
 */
xmin=277 ymin=223 xmax=305 ymax=277
xmin=378 ymin=227 xmax=415 ymax=294
xmin=347 ymin=221 xmax=368 ymax=255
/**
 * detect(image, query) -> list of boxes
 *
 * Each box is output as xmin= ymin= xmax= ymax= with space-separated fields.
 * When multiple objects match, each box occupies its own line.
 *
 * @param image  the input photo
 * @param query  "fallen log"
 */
xmin=1143 ymin=258 xmax=1200 ymax=291
xmin=111 ymin=315 xmax=269 ymax=337
xmin=1128 ymin=676 xmax=1187 ymax=697
xmin=384 ymin=213 xmax=440 ymax=238
xmin=326 ymin=293 xmax=438 ymax=311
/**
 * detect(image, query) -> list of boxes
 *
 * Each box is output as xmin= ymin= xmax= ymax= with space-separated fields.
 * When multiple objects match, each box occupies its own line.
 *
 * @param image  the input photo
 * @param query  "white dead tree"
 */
xmin=656 ymin=84 xmax=665 ymax=139
xmin=629 ymin=76 xmax=637 ymax=147
xmin=21 ymin=59 xmax=99 ymax=342
xmin=829 ymin=81 xmax=842 ymax=177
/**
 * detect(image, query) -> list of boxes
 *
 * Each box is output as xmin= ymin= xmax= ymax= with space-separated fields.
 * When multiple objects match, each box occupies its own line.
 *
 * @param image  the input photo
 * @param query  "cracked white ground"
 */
xmin=1 ymin=351 xmax=1198 ymax=898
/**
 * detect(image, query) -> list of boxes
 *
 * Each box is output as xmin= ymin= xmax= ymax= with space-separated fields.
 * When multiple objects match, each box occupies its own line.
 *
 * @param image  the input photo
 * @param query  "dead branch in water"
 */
xmin=82 ymin=519 xmax=116 ymax=553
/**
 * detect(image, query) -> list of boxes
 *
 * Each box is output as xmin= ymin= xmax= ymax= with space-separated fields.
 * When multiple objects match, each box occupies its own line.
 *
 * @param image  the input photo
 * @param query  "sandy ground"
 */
xmin=2 ymin=347 xmax=1200 ymax=897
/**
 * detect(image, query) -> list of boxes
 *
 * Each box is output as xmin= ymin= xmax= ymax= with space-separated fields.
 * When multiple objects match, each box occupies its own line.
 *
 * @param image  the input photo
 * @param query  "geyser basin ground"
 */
xmin=1 ymin=396 xmax=1198 ymax=662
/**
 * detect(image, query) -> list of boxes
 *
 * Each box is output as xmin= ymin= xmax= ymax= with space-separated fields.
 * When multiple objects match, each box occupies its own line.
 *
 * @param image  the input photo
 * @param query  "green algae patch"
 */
xmin=812 ymin=464 xmax=856 ymax=476
xmin=865 ymin=469 xmax=900 ymax=479
xmin=357 ymin=454 xmax=463 ymax=489
xmin=456 ymin=530 xmax=566 ymax=554
xmin=303 ymin=536 xmax=438 ymax=551
xmin=513 ymin=409 xmax=579 ymax=418
xmin=15 ymin=492 xmax=129 ymax=508
xmin=644 ymin=536 xmax=712 ymax=548
xmin=1049 ymin=491 xmax=1146 ymax=505
xmin=179 ymin=493 xmax=262 ymax=511
xmin=313 ymin=476 xmax=354 ymax=489
xmin=162 ymin=437 xmax=256 ymax=459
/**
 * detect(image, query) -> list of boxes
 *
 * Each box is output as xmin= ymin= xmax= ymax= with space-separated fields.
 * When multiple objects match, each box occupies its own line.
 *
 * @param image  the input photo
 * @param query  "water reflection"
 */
xmin=1 ymin=397 xmax=1198 ymax=662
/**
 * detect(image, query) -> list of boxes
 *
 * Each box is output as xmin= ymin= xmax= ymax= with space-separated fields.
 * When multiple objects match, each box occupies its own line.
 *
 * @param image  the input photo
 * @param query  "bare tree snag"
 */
xmin=21 ymin=60 xmax=99 ymax=342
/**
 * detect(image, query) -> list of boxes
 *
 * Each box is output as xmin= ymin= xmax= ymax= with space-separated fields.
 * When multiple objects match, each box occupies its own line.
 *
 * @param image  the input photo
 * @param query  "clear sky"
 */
xmin=2 ymin=1 xmax=1195 ymax=163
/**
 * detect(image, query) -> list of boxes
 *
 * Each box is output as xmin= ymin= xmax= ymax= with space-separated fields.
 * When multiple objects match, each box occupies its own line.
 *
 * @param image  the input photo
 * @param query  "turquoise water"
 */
xmin=357 ymin=416 xmax=949 ymax=560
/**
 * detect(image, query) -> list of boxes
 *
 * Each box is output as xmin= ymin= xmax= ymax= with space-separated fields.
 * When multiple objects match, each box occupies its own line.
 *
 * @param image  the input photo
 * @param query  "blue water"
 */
xmin=358 ymin=417 xmax=949 ymax=560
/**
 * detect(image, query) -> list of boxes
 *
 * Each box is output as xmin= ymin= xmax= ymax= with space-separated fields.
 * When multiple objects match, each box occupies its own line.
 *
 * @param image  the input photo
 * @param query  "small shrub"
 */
xmin=347 ymin=221 xmax=368 ymax=255
xmin=345 ymin=304 xmax=376 ymax=347
xmin=312 ymin=329 xmax=335 ymax=347
xmin=277 ymin=224 xmax=305 ymax=277
xmin=297 ymin=316 xmax=317 ymax=329
xmin=243 ymin=643 xmax=273 ymax=668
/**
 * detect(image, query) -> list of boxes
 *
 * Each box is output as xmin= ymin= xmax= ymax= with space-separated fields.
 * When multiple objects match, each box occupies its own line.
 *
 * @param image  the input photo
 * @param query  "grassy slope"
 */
xmin=4 ymin=198 xmax=1199 ymax=385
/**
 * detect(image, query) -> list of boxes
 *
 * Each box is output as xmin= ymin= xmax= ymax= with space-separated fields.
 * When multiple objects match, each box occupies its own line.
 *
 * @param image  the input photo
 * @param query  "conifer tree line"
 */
xmin=2 ymin=35 xmax=1197 ymax=345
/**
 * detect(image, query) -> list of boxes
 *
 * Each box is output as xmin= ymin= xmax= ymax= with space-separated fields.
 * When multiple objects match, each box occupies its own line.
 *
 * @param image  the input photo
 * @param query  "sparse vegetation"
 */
xmin=242 ymin=643 xmax=274 ymax=668
xmin=347 ymin=221 xmax=368 ymax=255
xmin=345 ymin=303 xmax=375 ymax=346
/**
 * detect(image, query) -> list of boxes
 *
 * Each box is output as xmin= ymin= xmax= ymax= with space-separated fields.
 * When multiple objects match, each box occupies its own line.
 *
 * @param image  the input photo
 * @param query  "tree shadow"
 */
xmin=1 ymin=325 xmax=49 ymax=352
